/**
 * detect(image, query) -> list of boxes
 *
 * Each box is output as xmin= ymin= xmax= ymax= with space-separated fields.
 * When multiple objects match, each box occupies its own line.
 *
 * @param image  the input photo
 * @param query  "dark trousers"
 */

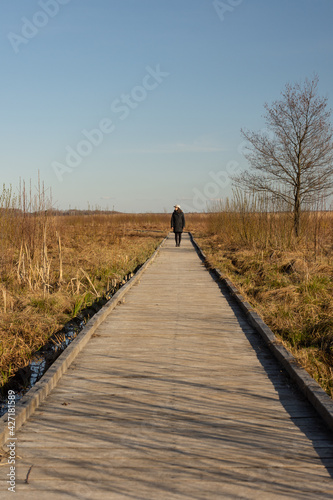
xmin=175 ymin=232 xmax=182 ymax=246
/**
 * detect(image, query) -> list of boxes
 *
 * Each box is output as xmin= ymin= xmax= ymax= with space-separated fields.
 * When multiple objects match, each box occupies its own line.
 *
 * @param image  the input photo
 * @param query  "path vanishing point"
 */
xmin=1 ymin=233 xmax=333 ymax=499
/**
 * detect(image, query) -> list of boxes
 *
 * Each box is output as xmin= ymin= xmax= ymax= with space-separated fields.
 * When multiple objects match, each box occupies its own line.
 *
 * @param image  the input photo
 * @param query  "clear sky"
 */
xmin=1 ymin=0 xmax=333 ymax=212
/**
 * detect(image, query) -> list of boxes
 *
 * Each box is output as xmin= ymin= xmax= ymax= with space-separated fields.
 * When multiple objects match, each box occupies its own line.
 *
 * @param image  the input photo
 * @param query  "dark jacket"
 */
xmin=171 ymin=210 xmax=185 ymax=233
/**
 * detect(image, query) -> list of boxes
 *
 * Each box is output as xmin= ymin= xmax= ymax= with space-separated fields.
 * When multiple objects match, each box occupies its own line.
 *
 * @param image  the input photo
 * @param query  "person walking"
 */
xmin=171 ymin=205 xmax=185 ymax=247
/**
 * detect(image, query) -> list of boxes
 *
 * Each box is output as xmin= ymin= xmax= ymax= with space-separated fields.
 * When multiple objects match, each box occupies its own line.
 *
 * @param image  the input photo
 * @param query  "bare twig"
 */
xmin=25 ymin=465 xmax=33 ymax=484
xmin=79 ymin=268 xmax=99 ymax=297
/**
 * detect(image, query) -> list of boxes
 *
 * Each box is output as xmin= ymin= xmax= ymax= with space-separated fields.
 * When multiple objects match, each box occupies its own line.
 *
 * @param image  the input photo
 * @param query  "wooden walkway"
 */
xmin=1 ymin=233 xmax=333 ymax=499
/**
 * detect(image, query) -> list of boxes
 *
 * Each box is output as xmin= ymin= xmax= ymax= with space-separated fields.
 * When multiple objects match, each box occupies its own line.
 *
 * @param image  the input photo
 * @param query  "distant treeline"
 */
xmin=0 ymin=208 xmax=122 ymax=216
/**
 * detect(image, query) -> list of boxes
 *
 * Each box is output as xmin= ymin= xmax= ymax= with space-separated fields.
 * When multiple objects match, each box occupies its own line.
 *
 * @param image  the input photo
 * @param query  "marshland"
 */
xmin=0 ymin=181 xmax=332 ymax=400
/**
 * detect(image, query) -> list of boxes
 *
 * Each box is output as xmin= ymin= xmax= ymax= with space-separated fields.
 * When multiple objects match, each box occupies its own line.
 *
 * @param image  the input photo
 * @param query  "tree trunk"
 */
xmin=294 ymin=172 xmax=301 ymax=237
xmin=294 ymin=198 xmax=300 ymax=237
xmin=293 ymin=151 xmax=303 ymax=237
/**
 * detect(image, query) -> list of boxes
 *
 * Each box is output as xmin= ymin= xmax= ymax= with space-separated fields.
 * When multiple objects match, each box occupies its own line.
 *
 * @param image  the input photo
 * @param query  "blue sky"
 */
xmin=0 ymin=0 xmax=332 ymax=212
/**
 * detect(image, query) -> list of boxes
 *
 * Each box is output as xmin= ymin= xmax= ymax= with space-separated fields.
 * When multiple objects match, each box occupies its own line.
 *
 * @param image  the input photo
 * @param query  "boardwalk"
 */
xmin=1 ymin=233 xmax=333 ymax=499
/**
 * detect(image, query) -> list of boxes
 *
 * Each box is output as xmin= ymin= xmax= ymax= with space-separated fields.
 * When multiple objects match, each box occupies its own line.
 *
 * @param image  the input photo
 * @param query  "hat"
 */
xmin=174 ymin=204 xmax=180 ymax=209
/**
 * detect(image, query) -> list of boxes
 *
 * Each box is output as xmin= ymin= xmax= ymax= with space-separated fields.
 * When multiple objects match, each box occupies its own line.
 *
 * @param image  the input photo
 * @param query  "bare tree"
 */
xmin=233 ymin=75 xmax=333 ymax=236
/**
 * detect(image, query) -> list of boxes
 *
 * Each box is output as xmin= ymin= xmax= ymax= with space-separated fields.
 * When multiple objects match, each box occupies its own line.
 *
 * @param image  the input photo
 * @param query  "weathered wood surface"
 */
xmin=1 ymin=233 xmax=333 ymax=499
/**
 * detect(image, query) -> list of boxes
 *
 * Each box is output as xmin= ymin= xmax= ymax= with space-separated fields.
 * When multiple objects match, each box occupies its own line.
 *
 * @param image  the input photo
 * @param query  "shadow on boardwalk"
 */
xmin=1 ymin=233 xmax=333 ymax=499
